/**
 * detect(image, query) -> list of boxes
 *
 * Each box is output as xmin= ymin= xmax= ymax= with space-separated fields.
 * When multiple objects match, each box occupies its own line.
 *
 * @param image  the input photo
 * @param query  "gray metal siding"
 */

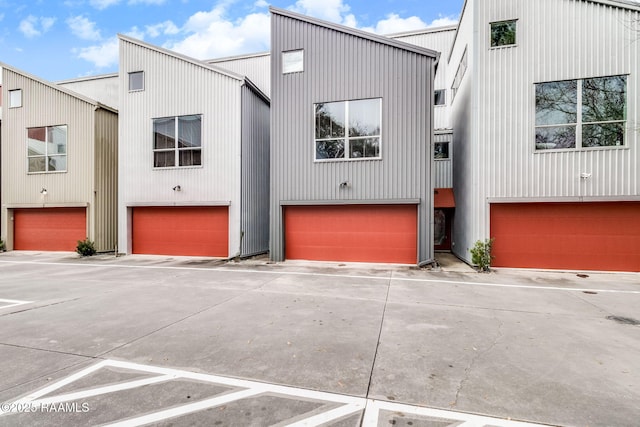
xmin=58 ymin=75 xmax=119 ymax=110
xmin=240 ymin=85 xmax=270 ymax=256
xmin=451 ymin=0 xmax=640 ymax=263
xmin=434 ymin=132 xmax=453 ymax=188
xmin=209 ymin=54 xmax=271 ymax=98
xmin=270 ymin=11 xmax=436 ymax=263
xmin=93 ymin=108 xmax=118 ymax=252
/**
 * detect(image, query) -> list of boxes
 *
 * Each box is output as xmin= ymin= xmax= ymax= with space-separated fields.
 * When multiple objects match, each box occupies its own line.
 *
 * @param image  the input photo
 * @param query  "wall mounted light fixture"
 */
xmin=339 ymin=181 xmax=349 ymax=188
xmin=580 ymin=172 xmax=592 ymax=180
xmin=40 ymin=188 xmax=48 ymax=195
xmin=172 ymin=185 xmax=182 ymax=191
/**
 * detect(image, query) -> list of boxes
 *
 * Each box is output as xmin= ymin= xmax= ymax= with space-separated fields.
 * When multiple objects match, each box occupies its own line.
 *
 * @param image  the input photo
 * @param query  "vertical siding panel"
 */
xmin=93 ymin=108 xmax=118 ymax=252
xmin=208 ymin=54 xmax=271 ymax=97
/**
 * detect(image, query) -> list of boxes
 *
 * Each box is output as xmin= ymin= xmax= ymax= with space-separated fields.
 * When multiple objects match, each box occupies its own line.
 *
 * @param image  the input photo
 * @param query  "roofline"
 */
xmin=118 ymin=34 xmax=246 ymax=82
xmin=243 ymin=78 xmax=270 ymax=105
xmin=269 ymin=6 xmax=440 ymax=63
xmin=386 ymin=24 xmax=458 ymax=39
xmin=56 ymin=73 xmax=119 ymax=85
xmin=206 ymin=51 xmax=270 ymax=64
xmin=0 ymin=61 xmax=116 ymax=112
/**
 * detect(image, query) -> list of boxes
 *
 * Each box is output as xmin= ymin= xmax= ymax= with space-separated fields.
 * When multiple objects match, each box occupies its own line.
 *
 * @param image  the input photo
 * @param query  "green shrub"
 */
xmin=0 ymin=239 xmax=5 ymax=252
xmin=470 ymin=238 xmax=494 ymax=272
xmin=76 ymin=238 xmax=97 ymax=257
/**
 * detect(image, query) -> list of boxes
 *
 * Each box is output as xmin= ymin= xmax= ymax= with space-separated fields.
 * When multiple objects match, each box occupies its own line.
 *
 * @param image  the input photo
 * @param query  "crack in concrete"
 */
xmin=452 ymin=313 xmax=504 ymax=408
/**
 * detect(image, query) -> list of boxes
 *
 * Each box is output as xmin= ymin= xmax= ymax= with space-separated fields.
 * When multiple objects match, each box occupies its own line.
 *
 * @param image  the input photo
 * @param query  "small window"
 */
xmin=490 ymin=20 xmax=517 ymax=47
xmin=9 ymin=89 xmax=22 ymax=108
xmin=434 ymin=90 xmax=446 ymax=106
xmin=434 ymin=142 xmax=449 ymax=159
xmin=153 ymin=115 xmax=202 ymax=168
xmin=451 ymin=47 xmax=468 ymax=102
xmin=27 ymin=125 xmax=67 ymax=173
xmin=129 ymin=71 xmax=144 ymax=91
xmin=282 ymin=50 xmax=303 ymax=74
xmin=315 ymin=98 xmax=381 ymax=161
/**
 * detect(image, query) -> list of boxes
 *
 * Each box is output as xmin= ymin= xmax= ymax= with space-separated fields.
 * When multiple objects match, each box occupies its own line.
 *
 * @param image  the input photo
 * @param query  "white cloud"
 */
xmin=89 ymin=0 xmax=121 ymax=10
xmin=129 ymin=0 xmax=167 ymax=5
xmin=146 ymin=20 xmax=179 ymax=38
xmin=254 ymin=0 xmax=268 ymax=7
xmin=167 ymin=2 xmax=270 ymax=59
xmin=19 ymin=15 xmax=56 ymax=38
xmin=360 ymin=14 xmax=428 ymax=34
xmin=290 ymin=0 xmax=356 ymax=26
xmin=427 ymin=15 xmax=458 ymax=28
xmin=74 ymin=27 xmax=144 ymax=69
xmin=67 ymin=15 xmax=102 ymax=40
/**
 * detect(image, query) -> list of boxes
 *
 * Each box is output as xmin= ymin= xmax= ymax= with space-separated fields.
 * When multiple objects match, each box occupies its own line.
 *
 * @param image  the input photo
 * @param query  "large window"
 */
xmin=27 ymin=125 xmax=67 ymax=173
xmin=153 ymin=115 xmax=202 ymax=167
xmin=490 ymin=20 xmax=517 ymax=47
xmin=535 ymin=75 xmax=626 ymax=150
xmin=315 ymin=98 xmax=381 ymax=161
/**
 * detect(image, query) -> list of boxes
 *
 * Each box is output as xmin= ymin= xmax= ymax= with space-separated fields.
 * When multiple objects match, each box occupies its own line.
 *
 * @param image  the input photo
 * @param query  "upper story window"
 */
xmin=282 ymin=50 xmax=304 ymax=74
xmin=27 ymin=125 xmax=67 ymax=173
xmin=153 ymin=115 xmax=202 ymax=168
xmin=451 ymin=47 xmax=468 ymax=102
xmin=129 ymin=71 xmax=144 ymax=91
xmin=315 ymin=98 xmax=381 ymax=161
xmin=535 ymin=75 xmax=627 ymax=151
xmin=490 ymin=20 xmax=517 ymax=47
xmin=9 ymin=89 xmax=22 ymax=108
xmin=434 ymin=141 xmax=449 ymax=159
xmin=434 ymin=90 xmax=446 ymax=106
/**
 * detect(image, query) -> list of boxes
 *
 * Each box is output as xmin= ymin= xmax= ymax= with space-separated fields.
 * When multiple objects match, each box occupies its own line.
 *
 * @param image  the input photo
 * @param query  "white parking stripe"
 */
xmin=0 ymin=298 xmax=33 ymax=310
xmin=0 ymin=258 xmax=638 ymax=295
xmin=0 ymin=359 xmax=555 ymax=426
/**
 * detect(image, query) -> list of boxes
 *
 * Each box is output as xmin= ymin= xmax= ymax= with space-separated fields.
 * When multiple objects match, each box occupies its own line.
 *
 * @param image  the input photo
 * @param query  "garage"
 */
xmin=131 ymin=206 xmax=229 ymax=257
xmin=490 ymin=202 xmax=640 ymax=272
xmin=284 ymin=204 xmax=417 ymax=264
xmin=14 ymin=207 xmax=87 ymax=251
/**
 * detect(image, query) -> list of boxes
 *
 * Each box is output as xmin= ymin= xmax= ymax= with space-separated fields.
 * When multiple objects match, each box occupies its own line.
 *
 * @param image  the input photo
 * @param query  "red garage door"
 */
xmin=491 ymin=202 xmax=640 ymax=272
xmin=285 ymin=205 xmax=417 ymax=264
xmin=14 ymin=208 xmax=87 ymax=251
xmin=132 ymin=206 xmax=228 ymax=257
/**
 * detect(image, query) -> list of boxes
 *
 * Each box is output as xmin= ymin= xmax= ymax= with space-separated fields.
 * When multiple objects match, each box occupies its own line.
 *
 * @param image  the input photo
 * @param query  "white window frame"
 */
xmin=9 ymin=89 xmax=22 ymax=108
xmin=314 ymin=98 xmax=382 ymax=162
xmin=434 ymin=141 xmax=450 ymax=160
xmin=152 ymin=115 xmax=203 ymax=169
xmin=451 ymin=47 xmax=468 ymax=103
xmin=490 ymin=19 xmax=517 ymax=48
xmin=534 ymin=75 xmax=627 ymax=152
xmin=282 ymin=50 xmax=304 ymax=74
xmin=129 ymin=71 xmax=145 ymax=92
xmin=27 ymin=125 xmax=68 ymax=174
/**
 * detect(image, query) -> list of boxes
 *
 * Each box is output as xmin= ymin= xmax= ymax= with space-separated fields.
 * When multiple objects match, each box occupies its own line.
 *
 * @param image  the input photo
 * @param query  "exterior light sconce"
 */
xmin=580 ymin=172 xmax=592 ymax=180
xmin=40 ymin=188 xmax=48 ymax=195
xmin=339 ymin=181 xmax=350 ymax=189
xmin=172 ymin=185 xmax=182 ymax=192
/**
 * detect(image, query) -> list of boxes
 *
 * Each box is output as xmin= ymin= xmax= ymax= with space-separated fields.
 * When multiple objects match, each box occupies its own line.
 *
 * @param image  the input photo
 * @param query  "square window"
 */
xmin=27 ymin=125 xmax=67 ymax=173
xmin=129 ymin=71 xmax=144 ymax=91
xmin=490 ymin=20 xmax=517 ymax=47
xmin=282 ymin=50 xmax=304 ymax=74
xmin=434 ymin=90 xmax=446 ymax=106
xmin=434 ymin=142 xmax=449 ymax=159
xmin=9 ymin=89 xmax=22 ymax=108
xmin=153 ymin=115 xmax=202 ymax=168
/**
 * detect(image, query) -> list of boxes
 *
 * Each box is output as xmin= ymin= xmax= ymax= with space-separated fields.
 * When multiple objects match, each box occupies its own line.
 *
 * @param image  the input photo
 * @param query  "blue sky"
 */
xmin=0 ymin=0 xmax=463 ymax=82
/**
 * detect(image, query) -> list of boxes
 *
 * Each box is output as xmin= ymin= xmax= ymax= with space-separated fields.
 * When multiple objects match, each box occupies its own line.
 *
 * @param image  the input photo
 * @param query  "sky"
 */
xmin=0 ymin=0 xmax=463 ymax=82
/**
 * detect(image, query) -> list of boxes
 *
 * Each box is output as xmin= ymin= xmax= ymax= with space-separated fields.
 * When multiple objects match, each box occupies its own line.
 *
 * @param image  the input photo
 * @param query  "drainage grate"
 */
xmin=607 ymin=316 xmax=640 ymax=326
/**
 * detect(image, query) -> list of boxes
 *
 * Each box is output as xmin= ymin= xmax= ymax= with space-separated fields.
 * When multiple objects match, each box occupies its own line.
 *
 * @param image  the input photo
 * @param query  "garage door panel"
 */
xmin=491 ymin=202 xmax=640 ymax=272
xmin=285 ymin=205 xmax=417 ymax=264
xmin=132 ymin=207 xmax=228 ymax=257
xmin=14 ymin=208 xmax=87 ymax=251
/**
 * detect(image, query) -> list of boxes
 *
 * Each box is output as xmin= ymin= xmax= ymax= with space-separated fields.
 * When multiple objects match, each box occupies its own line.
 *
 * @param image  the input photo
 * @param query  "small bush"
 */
xmin=76 ymin=238 xmax=97 ymax=257
xmin=470 ymin=238 xmax=494 ymax=272
xmin=0 ymin=239 xmax=5 ymax=252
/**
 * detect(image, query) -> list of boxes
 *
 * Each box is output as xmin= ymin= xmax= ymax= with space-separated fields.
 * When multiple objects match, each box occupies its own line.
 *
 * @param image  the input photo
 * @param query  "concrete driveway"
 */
xmin=0 ymin=251 xmax=638 ymax=426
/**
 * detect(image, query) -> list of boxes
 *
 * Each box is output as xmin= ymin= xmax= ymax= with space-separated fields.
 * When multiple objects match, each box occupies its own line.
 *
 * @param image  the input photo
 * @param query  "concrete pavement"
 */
xmin=0 ymin=251 xmax=638 ymax=426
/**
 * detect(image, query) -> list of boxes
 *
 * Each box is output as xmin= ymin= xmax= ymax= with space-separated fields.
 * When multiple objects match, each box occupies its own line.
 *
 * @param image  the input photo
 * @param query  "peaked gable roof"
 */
xmin=269 ymin=6 xmax=440 ymax=66
xmin=0 ymin=61 xmax=117 ymax=113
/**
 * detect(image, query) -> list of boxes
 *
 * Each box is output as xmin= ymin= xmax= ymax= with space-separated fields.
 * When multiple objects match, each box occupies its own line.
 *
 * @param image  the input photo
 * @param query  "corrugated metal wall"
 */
xmin=434 ymin=131 xmax=453 ymax=188
xmin=118 ymin=37 xmax=244 ymax=256
xmin=0 ymin=67 xmax=97 ymax=250
xmin=391 ymin=27 xmax=456 ymax=130
xmin=240 ymin=85 xmax=270 ymax=256
xmin=452 ymin=0 xmax=640 ymax=262
xmin=270 ymin=10 xmax=436 ymax=263
xmin=208 ymin=54 xmax=271 ymax=98
xmin=93 ymin=107 xmax=118 ymax=252
xmin=58 ymin=74 xmax=119 ymax=110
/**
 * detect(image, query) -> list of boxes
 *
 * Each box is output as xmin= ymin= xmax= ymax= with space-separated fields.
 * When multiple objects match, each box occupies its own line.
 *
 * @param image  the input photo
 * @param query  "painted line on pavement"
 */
xmin=0 ymin=259 xmax=639 ymax=295
xmin=0 ymin=298 xmax=33 ymax=310
xmin=1 ymin=359 xmax=551 ymax=427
